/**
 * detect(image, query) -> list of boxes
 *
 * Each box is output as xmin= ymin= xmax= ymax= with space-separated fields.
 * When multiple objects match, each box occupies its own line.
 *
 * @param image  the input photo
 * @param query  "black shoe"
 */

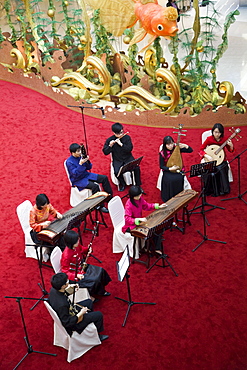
xmin=99 ymin=334 xmax=109 ymax=342
xmin=119 ymin=184 xmax=125 ymax=192
xmin=103 ymin=291 xmax=111 ymax=296
xmin=100 ymin=206 xmax=109 ymax=213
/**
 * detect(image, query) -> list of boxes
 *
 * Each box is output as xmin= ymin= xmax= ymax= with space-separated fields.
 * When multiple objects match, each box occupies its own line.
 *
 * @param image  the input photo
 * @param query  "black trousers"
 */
xmin=85 ymin=174 xmax=113 ymax=196
xmin=74 ymin=299 xmax=104 ymax=334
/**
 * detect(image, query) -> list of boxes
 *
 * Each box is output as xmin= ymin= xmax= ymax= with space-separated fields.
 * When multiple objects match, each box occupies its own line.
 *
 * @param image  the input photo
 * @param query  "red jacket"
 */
xmin=61 ymin=245 xmax=88 ymax=281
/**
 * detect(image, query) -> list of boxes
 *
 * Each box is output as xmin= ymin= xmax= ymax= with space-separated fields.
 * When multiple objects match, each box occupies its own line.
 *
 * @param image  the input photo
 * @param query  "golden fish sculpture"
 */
xmin=85 ymin=0 xmax=178 ymax=50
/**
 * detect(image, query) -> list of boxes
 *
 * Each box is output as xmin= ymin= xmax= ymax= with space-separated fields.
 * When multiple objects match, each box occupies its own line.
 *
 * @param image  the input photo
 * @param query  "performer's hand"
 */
xmin=79 ymin=156 xmax=89 ymax=165
xmin=139 ymin=217 xmax=147 ymax=223
xmin=227 ymin=139 xmax=233 ymax=149
xmin=169 ymin=165 xmax=179 ymax=171
xmin=159 ymin=203 xmax=168 ymax=208
xmin=77 ymin=274 xmax=84 ymax=280
xmin=179 ymin=143 xmax=188 ymax=149
xmin=56 ymin=212 xmax=63 ymax=219
xmin=109 ymin=140 xmax=115 ymax=147
xmin=204 ymin=154 xmax=213 ymax=162
xmin=43 ymin=221 xmax=51 ymax=227
xmin=115 ymin=138 xmax=123 ymax=147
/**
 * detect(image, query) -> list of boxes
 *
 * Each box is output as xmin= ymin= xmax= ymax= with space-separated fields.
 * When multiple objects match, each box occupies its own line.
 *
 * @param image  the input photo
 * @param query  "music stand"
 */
xmin=189 ymin=162 xmax=226 ymax=252
xmin=115 ymin=245 xmax=156 ymax=327
xmin=146 ymin=218 xmax=178 ymax=276
xmin=117 ymin=156 xmax=143 ymax=186
xmin=5 ymin=296 xmax=56 ymax=369
xmin=189 ymin=161 xmax=225 ymax=223
xmin=221 ymin=148 xmax=247 ymax=205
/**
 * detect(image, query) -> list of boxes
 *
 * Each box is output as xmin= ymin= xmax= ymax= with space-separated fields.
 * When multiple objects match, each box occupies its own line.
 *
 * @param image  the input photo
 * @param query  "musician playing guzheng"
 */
xmin=199 ymin=123 xmax=234 ymax=197
xmin=66 ymin=143 xmax=113 ymax=213
xmin=61 ymin=230 xmax=111 ymax=298
xmin=122 ymin=186 xmax=167 ymax=253
xmin=102 ymin=122 xmax=142 ymax=192
xmin=29 ymin=193 xmax=65 ymax=253
xmin=159 ymin=136 xmax=193 ymax=203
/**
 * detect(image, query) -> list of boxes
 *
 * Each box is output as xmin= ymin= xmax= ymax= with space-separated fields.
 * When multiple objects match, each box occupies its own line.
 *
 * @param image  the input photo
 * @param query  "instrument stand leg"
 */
xmin=192 ymin=190 xmax=226 ymax=252
xmin=5 ymin=297 xmax=56 ymax=369
xmin=146 ymin=238 xmax=178 ymax=276
xmin=115 ymin=272 xmax=155 ymax=327
xmin=30 ymin=245 xmax=49 ymax=311
xmin=221 ymin=151 xmax=247 ymax=205
xmin=132 ymin=238 xmax=150 ymax=268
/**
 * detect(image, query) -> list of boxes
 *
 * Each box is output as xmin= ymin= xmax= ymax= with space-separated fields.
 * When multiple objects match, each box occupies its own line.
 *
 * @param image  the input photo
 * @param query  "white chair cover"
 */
xmin=110 ymin=154 xmax=133 ymax=188
xmin=156 ymin=145 xmax=192 ymax=190
xmin=108 ymin=196 xmax=137 ymax=258
xmin=50 ymin=246 xmax=62 ymax=273
xmin=64 ymin=160 xmax=92 ymax=207
xmin=44 ymin=301 xmax=101 ymax=362
xmin=201 ymin=130 xmax=233 ymax=182
xmin=16 ymin=200 xmax=38 ymax=259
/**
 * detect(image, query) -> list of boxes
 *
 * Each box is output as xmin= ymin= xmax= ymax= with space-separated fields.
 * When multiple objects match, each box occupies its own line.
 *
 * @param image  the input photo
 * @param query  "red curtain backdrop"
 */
xmin=0 ymin=80 xmax=246 ymax=370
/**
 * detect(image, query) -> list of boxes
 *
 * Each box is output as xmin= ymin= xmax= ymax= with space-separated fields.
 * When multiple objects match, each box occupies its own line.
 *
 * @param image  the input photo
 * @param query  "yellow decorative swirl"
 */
xmin=117 ymin=68 xmax=180 ymax=112
xmin=51 ymin=56 xmax=111 ymax=98
xmin=10 ymin=48 xmax=26 ymax=69
xmin=144 ymin=47 xmax=157 ymax=78
xmin=217 ymin=81 xmax=234 ymax=105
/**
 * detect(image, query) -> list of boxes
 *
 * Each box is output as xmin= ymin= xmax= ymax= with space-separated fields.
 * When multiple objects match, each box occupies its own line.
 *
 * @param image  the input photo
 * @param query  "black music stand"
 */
xmin=117 ymin=156 xmax=143 ymax=186
xmin=189 ymin=161 xmax=225 ymax=225
xmin=146 ymin=218 xmax=178 ymax=275
xmin=5 ymin=296 xmax=56 ymax=369
xmin=115 ymin=245 xmax=156 ymax=327
xmin=221 ymin=148 xmax=247 ymax=205
xmin=189 ymin=162 xmax=226 ymax=252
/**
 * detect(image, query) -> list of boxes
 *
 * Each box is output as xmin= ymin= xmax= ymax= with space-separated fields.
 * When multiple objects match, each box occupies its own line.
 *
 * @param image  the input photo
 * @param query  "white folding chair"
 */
xmin=44 ymin=301 xmax=101 ymax=362
xmin=201 ymin=130 xmax=233 ymax=182
xmin=50 ymin=247 xmax=90 ymax=301
xmin=64 ymin=160 xmax=92 ymax=207
xmin=157 ymin=144 xmax=192 ymax=190
xmin=16 ymin=200 xmax=39 ymax=259
xmin=108 ymin=196 xmax=137 ymax=258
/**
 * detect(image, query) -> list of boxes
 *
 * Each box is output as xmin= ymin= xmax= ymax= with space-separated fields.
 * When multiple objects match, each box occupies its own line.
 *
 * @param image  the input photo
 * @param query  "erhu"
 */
xmin=82 ymin=221 xmax=99 ymax=271
xmin=166 ymin=124 xmax=187 ymax=173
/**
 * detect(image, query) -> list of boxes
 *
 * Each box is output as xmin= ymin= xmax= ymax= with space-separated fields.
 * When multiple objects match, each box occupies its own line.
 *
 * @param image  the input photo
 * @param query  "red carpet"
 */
xmin=0 ymin=80 xmax=247 ymax=370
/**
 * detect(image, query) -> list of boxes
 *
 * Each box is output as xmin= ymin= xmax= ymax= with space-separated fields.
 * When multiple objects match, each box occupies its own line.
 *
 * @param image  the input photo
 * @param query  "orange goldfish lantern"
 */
xmin=85 ymin=0 xmax=178 ymax=50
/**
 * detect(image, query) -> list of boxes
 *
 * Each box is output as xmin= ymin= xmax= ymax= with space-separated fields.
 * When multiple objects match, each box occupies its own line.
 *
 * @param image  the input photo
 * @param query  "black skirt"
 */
xmin=76 ymin=264 xmax=111 ymax=296
xmin=161 ymin=171 xmax=184 ymax=202
xmin=203 ymin=161 xmax=230 ymax=196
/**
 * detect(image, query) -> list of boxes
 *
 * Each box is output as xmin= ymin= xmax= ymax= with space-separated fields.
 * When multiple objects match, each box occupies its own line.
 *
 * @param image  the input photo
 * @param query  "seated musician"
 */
xmin=61 ymin=230 xmax=111 ymax=298
xmin=29 ymin=193 xmax=65 ymax=255
xmin=122 ymin=186 xmax=167 ymax=253
xmin=102 ymin=122 xmax=141 ymax=192
xmin=159 ymin=136 xmax=193 ymax=202
xmin=199 ymin=123 xmax=234 ymax=197
xmin=48 ymin=272 xmax=108 ymax=341
xmin=66 ymin=143 xmax=113 ymax=213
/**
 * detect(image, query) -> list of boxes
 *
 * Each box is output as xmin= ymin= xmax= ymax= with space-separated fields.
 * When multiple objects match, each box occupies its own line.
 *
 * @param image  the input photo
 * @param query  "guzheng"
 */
xmin=130 ymin=189 xmax=198 ymax=239
xmin=38 ymin=192 xmax=109 ymax=244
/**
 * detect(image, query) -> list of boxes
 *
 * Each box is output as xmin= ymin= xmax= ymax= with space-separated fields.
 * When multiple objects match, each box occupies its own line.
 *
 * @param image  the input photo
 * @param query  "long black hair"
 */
xmin=211 ymin=123 xmax=224 ymax=138
xmin=128 ymin=186 xmax=143 ymax=208
xmin=161 ymin=136 xmax=175 ymax=158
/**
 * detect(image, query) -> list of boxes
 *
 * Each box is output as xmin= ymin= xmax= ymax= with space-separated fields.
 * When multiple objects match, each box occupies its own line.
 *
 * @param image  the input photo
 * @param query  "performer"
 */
xmin=159 ymin=136 xmax=193 ymax=202
xmin=61 ymin=230 xmax=111 ymax=297
xmin=66 ymin=143 xmax=113 ymax=213
xmin=29 ymin=193 xmax=65 ymax=251
xmin=199 ymin=123 xmax=234 ymax=196
xmin=49 ymin=272 xmax=108 ymax=341
xmin=102 ymin=122 xmax=141 ymax=191
xmin=122 ymin=186 xmax=167 ymax=252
